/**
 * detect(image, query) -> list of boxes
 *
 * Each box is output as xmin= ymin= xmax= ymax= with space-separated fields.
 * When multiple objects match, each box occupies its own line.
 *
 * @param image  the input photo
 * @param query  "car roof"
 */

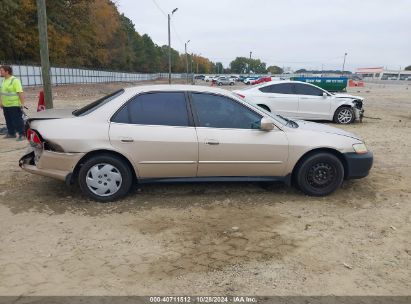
xmin=123 ymin=84 xmax=234 ymax=95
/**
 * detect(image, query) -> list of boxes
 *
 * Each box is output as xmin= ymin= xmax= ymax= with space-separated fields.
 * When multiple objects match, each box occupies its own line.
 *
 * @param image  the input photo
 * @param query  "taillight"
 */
xmin=26 ymin=129 xmax=42 ymax=146
xmin=235 ymin=93 xmax=245 ymax=99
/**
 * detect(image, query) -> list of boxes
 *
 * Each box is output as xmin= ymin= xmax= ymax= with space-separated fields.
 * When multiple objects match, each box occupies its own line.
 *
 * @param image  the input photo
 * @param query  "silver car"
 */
xmin=20 ymin=85 xmax=373 ymax=202
xmin=216 ymin=76 xmax=235 ymax=86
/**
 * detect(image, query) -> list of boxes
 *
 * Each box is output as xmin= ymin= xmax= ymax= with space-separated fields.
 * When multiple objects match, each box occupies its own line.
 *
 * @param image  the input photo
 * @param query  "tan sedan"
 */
xmin=20 ymin=85 xmax=373 ymax=202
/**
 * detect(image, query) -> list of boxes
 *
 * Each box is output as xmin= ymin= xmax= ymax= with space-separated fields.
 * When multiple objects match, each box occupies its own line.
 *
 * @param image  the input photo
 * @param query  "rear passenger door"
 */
xmin=255 ymin=83 xmax=299 ymax=117
xmin=109 ymin=91 xmax=198 ymax=179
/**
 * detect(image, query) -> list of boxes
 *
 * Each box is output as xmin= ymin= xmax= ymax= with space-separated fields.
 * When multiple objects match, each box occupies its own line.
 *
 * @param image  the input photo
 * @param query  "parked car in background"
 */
xmin=216 ymin=76 xmax=235 ymax=86
xmin=204 ymin=75 xmax=214 ymax=82
xmin=229 ymin=75 xmax=239 ymax=81
xmin=20 ymin=85 xmax=373 ymax=202
xmin=251 ymin=76 xmax=272 ymax=85
xmin=195 ymin=75 xmax=205 ymax=80
xmin=238 ymin=75 xmax=247 ymax=82
xmin=233 ymin=81 xmax=364 ymax=124
xmin=244 ymin=76 xmax=259 ymax=85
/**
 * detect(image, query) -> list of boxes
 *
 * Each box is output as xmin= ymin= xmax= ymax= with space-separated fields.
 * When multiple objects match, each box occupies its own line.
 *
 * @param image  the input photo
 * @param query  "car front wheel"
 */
xmin=295 ymin=153 xmax=344 ymax=196
xmin=78 ymin=154 xmax=133 ymax=202
xmin=334 ymin=106 xmax=355 ymax=124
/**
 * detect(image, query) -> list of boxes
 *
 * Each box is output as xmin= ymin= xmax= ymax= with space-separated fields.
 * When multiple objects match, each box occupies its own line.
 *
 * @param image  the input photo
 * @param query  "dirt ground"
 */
xmin=0 ymin=80 xmax=410 ymax=296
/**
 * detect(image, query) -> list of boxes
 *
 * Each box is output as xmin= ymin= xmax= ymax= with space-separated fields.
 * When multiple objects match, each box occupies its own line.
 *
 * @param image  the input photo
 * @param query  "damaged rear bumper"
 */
xmin=19 ymin=148 xmax=85 ymax=182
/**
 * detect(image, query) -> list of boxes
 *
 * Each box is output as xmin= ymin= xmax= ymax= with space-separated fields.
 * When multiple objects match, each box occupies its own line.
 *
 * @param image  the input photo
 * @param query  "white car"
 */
xmin=204 ymin=75 xmax=214 ymax=82
xmin=233 ymin=81 xmax=364 ymax=124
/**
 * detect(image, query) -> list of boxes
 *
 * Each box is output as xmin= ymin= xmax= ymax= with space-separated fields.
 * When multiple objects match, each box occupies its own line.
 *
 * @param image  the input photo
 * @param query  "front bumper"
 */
xmin=354 ymin=107 xmax=365 ymax=122
xmin=343 ymin=151 xmax=373 ymax=179
xmin=19 ymin=149 xmax=85 ymax=181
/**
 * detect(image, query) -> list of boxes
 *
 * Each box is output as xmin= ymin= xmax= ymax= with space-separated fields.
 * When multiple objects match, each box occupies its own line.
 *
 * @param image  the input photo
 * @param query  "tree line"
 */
xmin=0 ymin=0 xmax=285 ymax=75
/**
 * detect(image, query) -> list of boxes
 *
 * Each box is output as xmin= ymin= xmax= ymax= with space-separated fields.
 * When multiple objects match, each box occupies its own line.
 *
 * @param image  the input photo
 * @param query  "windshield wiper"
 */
xmin=277 ymin=115 xmax=298 ymax=128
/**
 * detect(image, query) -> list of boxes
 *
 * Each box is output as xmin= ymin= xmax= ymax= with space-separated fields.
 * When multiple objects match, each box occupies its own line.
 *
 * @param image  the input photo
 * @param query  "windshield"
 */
xmin=73 ymin=89 xmax=124 ymax=116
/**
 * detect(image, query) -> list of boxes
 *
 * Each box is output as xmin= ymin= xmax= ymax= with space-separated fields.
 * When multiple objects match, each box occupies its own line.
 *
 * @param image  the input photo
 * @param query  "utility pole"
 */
xmin=168 ymin=8 xmax=178 ymax=84
xmin=185 ymin=40 xmax=190 ymax=84
xmin=342 ymin=52 xmax=347 ymax=76
xmin=248 ymin=51 xmax=252 ymax=74
xmin=36 ymin=0 xmax=53 ymax=109
xmin=190 ymin=52 xmax=194 ymax=84
xmin=196 ymin=54 xmax=201 ymax=75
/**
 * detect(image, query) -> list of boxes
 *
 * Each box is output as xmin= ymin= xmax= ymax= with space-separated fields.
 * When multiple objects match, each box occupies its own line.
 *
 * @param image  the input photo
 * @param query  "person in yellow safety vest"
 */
xmin=0 ymin=65 xmax=26 ymax=141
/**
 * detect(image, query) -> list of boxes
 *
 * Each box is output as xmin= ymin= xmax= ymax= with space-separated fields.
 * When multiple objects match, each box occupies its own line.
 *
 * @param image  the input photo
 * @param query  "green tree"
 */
xmin=215 ymin=62 xmax=224 ymax=74
xmin=230 ymin=57 xmax=267 ymax=74
xmin=405 ymin=65 xmax=411 ymax=71
xmin=267 ymin=65 xmax=284 ymax=74
xmin=230 ymin=57 xmax=249 ymax=73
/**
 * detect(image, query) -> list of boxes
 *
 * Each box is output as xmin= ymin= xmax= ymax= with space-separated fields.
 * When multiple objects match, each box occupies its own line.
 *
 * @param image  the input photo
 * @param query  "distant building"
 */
xmin=356 ymin=67 xmax=411 ymax=80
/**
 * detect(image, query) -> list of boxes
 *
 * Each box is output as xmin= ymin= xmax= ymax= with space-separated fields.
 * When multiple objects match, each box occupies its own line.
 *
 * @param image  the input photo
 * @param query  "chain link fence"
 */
xmin=2 ymin=63 xmax=186 ymax=87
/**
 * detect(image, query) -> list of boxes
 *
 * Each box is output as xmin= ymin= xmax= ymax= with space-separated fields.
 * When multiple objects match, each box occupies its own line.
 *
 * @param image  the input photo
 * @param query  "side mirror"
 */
xmin=322 ymin=92 xmax=328 ymax=98
xmin=260 ymin=117 xmax=275 ymax=131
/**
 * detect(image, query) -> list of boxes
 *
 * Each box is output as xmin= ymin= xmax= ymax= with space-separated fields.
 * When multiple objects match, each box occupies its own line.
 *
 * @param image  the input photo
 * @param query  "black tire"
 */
xmin=218 ymin=82 xmax=222 ymax=86
xmin=334 ymin=106 xmax=355 ymax=124
xmin=295 ymin=153 xmax=344 ymax=196
xmin=229 ymin=82 xmax=234 ymax=86
xmin=257 ymin=104 xmax=271 ymax=112
xmin=78 ymin=153 xmax=133 ymax=202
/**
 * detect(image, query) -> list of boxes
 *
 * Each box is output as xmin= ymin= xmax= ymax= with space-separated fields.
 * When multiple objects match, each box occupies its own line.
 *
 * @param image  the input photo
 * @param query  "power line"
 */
xmin=151 ymin=0 xmax=167 ymax=17
xmin=171 ymin=23 xmax=185 ymax=47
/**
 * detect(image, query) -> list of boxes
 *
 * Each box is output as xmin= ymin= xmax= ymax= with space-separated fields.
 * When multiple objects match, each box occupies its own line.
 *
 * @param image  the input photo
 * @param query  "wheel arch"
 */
xmin=257 ymin=104 xmax=271 ymax=112
xmin=69 ymin=149 xmax=138 ymax=185
xmin=290 ymin=148 xmax=348 ymax=186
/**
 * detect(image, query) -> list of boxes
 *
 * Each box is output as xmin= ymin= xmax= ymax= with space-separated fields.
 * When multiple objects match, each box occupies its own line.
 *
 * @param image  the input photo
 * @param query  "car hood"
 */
xmin=333 ymin=93 xmax=363 ymax=101
xmin=295 ymin=120 xmax=361 ymax=140
xmin=27 ymin=108 xmax=75 ymax=121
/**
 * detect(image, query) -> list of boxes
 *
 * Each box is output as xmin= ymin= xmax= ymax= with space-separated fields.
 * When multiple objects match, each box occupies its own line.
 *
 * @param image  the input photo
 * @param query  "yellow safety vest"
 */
xmin=1 ymin=76 xmax=23 ymax=107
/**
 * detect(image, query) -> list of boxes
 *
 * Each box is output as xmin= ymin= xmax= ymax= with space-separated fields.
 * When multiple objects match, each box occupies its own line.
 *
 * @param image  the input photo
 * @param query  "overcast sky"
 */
xmin=116 ymin=0 xmax=410 ymax=71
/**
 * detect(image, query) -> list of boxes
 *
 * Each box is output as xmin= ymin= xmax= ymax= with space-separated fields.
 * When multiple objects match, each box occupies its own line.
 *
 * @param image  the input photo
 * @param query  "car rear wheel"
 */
xmin=78 ymin=154 xmax=133 ymax=202
xmin=218 ymin=82 xmax=222 ymax=86
xmin=295 ymin=153 xmax=344 ymax=196
xmin=334 ymin=106 xmax=355 ymax=124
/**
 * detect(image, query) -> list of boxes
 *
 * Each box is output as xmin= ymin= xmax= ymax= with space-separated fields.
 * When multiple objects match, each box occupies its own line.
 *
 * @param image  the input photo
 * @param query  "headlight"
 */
xmin=353 ymin=143 xmax=368 ymax=154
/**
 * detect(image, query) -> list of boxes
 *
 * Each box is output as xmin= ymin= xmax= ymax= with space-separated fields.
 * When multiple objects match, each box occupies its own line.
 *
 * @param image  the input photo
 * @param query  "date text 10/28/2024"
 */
xmin=149 ymin=296 xmax=257 ymax=303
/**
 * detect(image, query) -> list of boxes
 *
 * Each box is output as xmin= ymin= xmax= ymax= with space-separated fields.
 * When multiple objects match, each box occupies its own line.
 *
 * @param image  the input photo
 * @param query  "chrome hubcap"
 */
xmin=86 ymin=163 xmax=122 ymax=197
xmin=338 ymin=109 xmax=353 ymax=124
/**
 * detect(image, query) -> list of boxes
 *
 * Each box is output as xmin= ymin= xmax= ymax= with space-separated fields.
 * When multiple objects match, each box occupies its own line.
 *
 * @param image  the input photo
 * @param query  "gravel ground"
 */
xmin=0 ymin=80 xmax=410 ymax=296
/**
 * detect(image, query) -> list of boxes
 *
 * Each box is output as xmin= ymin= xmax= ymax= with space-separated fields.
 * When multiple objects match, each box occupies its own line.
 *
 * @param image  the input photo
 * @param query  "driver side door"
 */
xmin=294 ymin=83 xmax=331 ymax=120
xmin=190 ymin=93 xmax=289 ymax=177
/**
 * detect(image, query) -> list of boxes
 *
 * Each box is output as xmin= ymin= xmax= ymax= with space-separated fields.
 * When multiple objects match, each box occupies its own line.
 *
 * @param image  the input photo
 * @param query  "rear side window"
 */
xmin=73 ymin=89 xmax=124 ymax=116
xmin=112 ymin=92 xmax=189 ymax=127
xmin=259 ymin=83 xmax=294 ymax=94
xmin=294 ymin=83 xmax=324 ymax=96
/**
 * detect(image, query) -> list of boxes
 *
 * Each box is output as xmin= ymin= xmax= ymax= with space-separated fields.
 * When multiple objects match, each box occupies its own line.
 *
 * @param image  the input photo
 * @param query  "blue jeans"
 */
xmin=3 ymin=106 xmax=24 ymax=136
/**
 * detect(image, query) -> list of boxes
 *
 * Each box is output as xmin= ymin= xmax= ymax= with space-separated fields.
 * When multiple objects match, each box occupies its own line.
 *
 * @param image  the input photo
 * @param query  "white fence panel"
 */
xmin=4 ymin=64 xmax=183 ymax=87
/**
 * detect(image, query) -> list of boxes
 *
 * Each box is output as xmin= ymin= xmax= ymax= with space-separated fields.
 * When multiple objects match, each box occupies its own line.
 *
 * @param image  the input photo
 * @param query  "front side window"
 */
xmin=112 ymin=92 xmax=189 ymax=127
xmin=294 ymin=83 xmax=324 ymax=96
xmin=191 ymin=93 xmax=262 ymax=129
xmin=259 ymin=83 xmax=294 ymax=94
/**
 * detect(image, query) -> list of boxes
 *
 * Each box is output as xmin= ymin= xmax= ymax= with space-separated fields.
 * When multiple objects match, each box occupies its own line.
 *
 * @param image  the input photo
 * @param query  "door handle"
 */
xmin=205 ymin=139 xmax=219 ymax=145
xmin=120 ymin=137 xmax=134 ymax=143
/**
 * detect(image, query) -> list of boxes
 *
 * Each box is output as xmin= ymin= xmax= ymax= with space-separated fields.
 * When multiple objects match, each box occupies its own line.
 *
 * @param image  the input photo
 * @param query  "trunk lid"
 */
xmin=27 ymin=109 xmax=75 ymax=122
